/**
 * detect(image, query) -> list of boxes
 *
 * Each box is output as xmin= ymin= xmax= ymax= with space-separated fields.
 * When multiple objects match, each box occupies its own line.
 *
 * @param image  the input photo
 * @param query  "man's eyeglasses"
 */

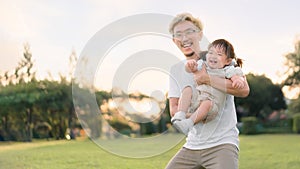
xmin=173 ymin=29 xmax=200 ymax=39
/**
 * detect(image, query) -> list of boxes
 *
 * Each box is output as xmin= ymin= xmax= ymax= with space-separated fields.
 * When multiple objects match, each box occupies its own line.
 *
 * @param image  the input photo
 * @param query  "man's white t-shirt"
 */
xmin=168 ymin=59 xmax=239 ymax=150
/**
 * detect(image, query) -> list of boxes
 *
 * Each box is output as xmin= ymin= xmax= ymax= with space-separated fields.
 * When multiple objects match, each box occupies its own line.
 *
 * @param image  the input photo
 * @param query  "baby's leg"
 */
xmin=190 ymin=100 xmax=213 ymax=124
xmin=172 ymin=99 xmax=212 ymax=135
xmin=171 ymin=86 xmax=193 ymax=123
xmin=177 ymin=86 xmax=193 ymax=113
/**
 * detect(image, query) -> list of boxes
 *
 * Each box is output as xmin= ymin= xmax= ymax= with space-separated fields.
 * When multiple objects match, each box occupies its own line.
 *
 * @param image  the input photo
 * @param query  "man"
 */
xmin=166 ymin=13 xmax=249 ymax=169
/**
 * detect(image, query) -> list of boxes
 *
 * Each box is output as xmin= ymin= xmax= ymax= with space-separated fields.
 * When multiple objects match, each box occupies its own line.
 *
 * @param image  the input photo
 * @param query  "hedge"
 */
xmin=241 ymin=116 xmax=258 ymax=135
xmin=293 ymin=113 xmax=300 ymax=133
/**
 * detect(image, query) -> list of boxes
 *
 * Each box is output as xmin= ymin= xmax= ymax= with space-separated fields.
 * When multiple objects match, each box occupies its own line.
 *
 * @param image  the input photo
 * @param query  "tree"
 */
xmin=269 ymin=84 xmax=287 ymax=111
xmin=0 ymin=43 xmax=36 ymax=86
xmin=282 ymin=38 xmax=300 ymax=115
xmin=288 ymin=97 xmax=300 ymax=116
xmin=0 ymin=45 xmax=77 ymax=141
xmin=0 ymin=81 xmax=41 ymax=141
xmin=283 ymin=39 xmax=300 ymax=87
xmin=235 ymin=73 xmax=287 ymax=120
xmin=15 ymin=43 xmax=36 ymax=84
xmin=0 ymin=44 xmax=38 ymax=141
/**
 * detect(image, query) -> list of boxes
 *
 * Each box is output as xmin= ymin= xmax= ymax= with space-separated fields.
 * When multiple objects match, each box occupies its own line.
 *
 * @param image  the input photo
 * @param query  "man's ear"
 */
xmin=198 ymin=31 xmax=203 ymax=41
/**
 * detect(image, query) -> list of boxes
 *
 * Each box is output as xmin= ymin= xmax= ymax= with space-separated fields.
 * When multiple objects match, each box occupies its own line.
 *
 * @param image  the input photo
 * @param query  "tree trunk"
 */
xmin=25 ymin=108 xmax=33 ymax=142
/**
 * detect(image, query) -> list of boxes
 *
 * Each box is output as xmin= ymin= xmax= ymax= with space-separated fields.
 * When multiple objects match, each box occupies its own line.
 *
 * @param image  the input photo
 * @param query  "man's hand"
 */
xmin=193 ymin=63 xmax=209 ymax=85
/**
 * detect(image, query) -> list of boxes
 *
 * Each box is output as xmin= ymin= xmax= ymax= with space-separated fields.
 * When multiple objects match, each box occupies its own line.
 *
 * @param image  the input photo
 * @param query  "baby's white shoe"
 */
xmin=171 ymin=111 xmax=186 ymax=123
xmin=173 ymin=118 xmax=193 ymax=135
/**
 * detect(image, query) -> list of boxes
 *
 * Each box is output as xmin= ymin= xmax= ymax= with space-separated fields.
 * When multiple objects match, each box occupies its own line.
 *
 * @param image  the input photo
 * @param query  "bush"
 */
xmin=293 ymin=113 xmax=300 ymax=133
xmin=262 ymin=118 xmax=293 ymax=134
xmin=241 ymin=116 xmax=258 ymax=135
xmin=34 ymin=122 xmax=52 ymax=139
xmin=119 ymin=129 xmax=131 ymax=136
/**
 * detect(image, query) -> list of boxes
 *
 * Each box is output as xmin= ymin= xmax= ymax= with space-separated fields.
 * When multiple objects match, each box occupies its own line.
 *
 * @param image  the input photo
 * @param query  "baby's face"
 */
xmin=206 ymin=46 xmax=231 ymax=69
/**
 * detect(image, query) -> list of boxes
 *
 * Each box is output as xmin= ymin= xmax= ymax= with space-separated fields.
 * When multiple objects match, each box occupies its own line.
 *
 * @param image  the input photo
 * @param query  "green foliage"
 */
xmin=283 ymin=40 xmax=300 ymax=87
xmin=269 ymin=85 xmax=287 ymax=110
xmin=262 ymin=118 xmax=293 ymax=133
xmin=282 ymin=38 xmax=300 ymax=119
xmin=235 ymin=73 xmax=287 ymax=118
xmin=0 ymin=80 xmax=77 ymax=141
xmin=292 ymin=113 xmax=300 ymax=133
xmin=110 ymin=121 xmax=131 ymax=133
xmin=0 ymin=44 xmax=36 ymax=85
xmin=288 ymin=97 xmax=300 ymax=116
xmin=241 ymin=116 xmax=258 ymax=135
xmin=0 ymin=44 xmax=82 ymax=141
xmin=95 ymin=90 xmax=111 ymax=104
xmin=140 ymin=122 xmax=156 ymax=135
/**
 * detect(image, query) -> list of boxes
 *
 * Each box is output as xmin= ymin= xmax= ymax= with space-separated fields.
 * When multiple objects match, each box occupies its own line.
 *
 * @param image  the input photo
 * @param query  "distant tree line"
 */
xmin=1 ymin=39 xmax=300 ymax=141
xmin=0 ymin=44 xmax=78 ymax=141
xmin=236 ymin=39 xmax=300 ymax=134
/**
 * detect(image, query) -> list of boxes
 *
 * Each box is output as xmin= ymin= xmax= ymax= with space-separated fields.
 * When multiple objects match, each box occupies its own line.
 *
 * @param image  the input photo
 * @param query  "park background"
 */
xmin=1 ymin=0 xmax=300 ymax=168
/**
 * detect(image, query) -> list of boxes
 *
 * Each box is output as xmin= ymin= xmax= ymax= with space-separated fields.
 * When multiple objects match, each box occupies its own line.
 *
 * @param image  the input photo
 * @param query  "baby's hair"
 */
xmin=235 ymin=58 xmax=243 ymax=68
xmin=209 ymin=39 xmax=243 ymax=67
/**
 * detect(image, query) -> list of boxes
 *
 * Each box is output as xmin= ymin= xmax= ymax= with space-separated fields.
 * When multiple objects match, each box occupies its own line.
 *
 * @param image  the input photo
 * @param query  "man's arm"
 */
xmin=194 ymin=64 xmax=250 ymax=97
xmin=169 ymin=97 xmax=179 ymax=117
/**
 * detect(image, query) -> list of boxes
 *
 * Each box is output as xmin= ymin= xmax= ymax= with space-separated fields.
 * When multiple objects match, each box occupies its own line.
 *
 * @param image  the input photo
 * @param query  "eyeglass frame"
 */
xmin=172 ymin=28 xmax=201 ymax=39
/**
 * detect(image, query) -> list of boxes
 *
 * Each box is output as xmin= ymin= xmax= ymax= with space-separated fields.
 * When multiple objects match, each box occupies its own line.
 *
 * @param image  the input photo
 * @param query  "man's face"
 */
xmin=172 ymin=21 xmax=202 ymax=59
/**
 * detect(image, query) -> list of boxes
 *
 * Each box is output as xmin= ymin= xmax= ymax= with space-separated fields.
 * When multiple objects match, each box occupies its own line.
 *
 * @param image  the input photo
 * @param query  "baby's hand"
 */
xmin=231 ymin=75 xmax=245 ymax=89
xmin=186 ymin=60 xmax=198 ymax=73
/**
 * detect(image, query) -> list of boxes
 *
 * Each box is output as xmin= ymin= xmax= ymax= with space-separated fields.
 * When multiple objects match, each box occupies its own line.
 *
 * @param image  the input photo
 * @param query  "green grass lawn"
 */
xmin=0 ymin=134 xmax=299 ymax=169
xmin=239 ymin=134 xmax=300 ymax=169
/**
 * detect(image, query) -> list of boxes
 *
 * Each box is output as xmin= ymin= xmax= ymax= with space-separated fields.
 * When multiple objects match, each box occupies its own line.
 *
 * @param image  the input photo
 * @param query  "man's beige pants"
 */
xmin=165 ymin=144 xmax=239 ymax=169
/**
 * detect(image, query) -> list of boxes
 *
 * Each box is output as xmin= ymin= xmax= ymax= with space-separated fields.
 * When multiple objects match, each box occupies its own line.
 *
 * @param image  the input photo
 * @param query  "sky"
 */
xmin=1 ymin=0 xmax=300 ymax=98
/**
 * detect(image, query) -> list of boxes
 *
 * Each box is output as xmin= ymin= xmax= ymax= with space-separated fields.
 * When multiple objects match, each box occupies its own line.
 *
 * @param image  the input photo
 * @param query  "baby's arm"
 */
xmin=185 ymin=60 xmax=198 ymax=73
xmin=226 ymin=66 xmax=245 ymax=89
xmin=231 ymin=75 xmax=245 ymax=88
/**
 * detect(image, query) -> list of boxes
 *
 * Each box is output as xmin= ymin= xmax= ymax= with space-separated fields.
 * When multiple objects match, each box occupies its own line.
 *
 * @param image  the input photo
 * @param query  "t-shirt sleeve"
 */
xmin=225 ymin=66 xmax=244 ymax=78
